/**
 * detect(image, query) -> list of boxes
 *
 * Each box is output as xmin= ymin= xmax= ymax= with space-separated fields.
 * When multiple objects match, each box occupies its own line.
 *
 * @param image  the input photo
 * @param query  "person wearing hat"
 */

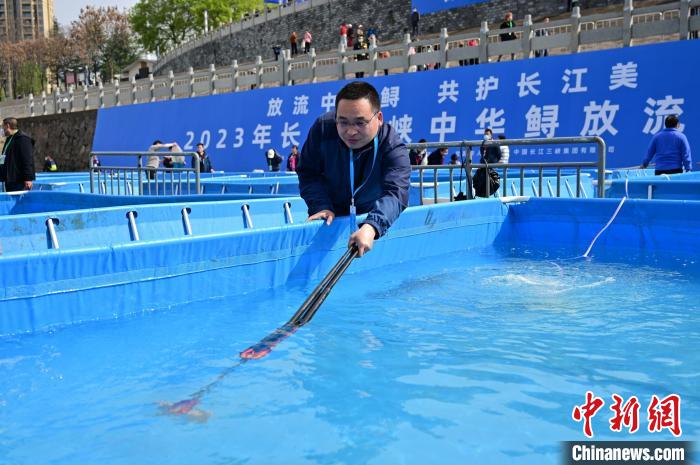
xmin=265 ymin=148 xmax=283 ymax=172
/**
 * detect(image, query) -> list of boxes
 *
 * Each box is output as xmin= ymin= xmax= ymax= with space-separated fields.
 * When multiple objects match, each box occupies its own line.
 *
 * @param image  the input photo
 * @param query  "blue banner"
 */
xmin=412 ymin=0 xmax=488 ymax=14
xmin=93 ymin=40 xmax=699 ymax=170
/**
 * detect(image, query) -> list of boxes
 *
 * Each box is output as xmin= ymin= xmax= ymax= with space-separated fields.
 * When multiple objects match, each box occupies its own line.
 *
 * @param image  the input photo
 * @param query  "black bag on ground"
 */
xmin=473 ymin=167 xmax=500 ymax=198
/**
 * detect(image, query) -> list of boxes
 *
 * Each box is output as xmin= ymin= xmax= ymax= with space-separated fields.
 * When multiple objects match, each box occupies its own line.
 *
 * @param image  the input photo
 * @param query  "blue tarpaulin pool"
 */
xmin=0 ymin=196 xmax=697 ymax=464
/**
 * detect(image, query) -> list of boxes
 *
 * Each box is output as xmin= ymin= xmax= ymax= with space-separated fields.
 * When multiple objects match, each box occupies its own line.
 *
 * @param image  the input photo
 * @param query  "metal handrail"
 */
xmin=2 ymin=1 xmax=697 ymax=118
xmin=88 ymin=151 xmax=201 ymax=196
xmin=407 ymin=136 xmax=606 ymax=203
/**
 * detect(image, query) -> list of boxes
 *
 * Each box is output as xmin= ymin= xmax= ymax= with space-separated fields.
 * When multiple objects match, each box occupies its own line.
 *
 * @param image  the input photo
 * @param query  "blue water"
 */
xmin=1 ymin=246 xmax=698 ymax=465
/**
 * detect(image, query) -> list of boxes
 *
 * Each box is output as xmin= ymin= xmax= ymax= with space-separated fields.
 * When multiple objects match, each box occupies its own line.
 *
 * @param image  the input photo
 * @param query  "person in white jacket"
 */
xmin=498 ymin=134 xmax=510 ymax=164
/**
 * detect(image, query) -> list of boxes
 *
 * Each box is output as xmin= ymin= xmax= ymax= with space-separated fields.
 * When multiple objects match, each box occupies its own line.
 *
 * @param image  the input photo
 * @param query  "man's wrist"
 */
xmin=360 ymin=223 xmax=378 ymax=239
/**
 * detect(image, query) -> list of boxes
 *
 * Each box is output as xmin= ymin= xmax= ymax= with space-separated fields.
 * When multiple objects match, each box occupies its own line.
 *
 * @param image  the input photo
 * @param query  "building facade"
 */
xmin=0 ymin=0 xmax=54 ymax=42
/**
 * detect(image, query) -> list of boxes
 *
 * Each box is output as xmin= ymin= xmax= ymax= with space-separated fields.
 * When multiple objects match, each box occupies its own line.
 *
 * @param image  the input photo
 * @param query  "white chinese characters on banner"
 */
xmin=609 ymin=62 xmax=638 ymax=90
xmin=267 ymin=98 xmax=283 ymax=117
xmin=388 ymin=114 xmax=414 ymax=143
xmin=643 ymin=95 xmax=685 ymax=134
xmin=381 ymin=86 xmax=401 ymax=108
xmin=475 ymin=76 xmax=499 ymax=101
xmin=293 ymin=95 xmax=310 ymax=115
xmin=281 ymin=122 xmax=301 ymax=148
xmin=580 ymin=100 xmax=620 ymax=136
xmin=562 ymin=68 xmax=588 ymax=94
xmin=438 ymin=80 xmax=460 ymax=103
xmin=321 ymin=93 xmax=336 ymax=113
xmin=430 ymin=112 xmax=457 ymax=142
xmin=518 ymin=72 xmax=541 ymax=97
xmin=475 ymin=108 xmax=506 ymax=135
xmin=252 ymin=124 xmax=272 ymax=149
xmin=524 ymin=104 xmax=559 ymax=138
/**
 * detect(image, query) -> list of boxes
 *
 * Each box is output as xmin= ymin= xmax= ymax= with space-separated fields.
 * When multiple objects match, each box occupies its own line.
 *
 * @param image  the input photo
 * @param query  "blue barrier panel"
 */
xmin=413 ymin=0 xmax=487 ymax=14
xmin=0 ymin=191 xmax=290 ymax=216
xmin=0 ymin=199 xmax=508 ymax=335
xmin=607 ymin=179 xmax=700 ymax=200
xmin=2 ymin=196 xmax=700 ymax=336
xmin=0 ymin=197 xmax=308 ymax=256
xmin=93 ymin=41 xmax=700 ymax=171
xmin=498 ymin=198 xmax=700 ymax=257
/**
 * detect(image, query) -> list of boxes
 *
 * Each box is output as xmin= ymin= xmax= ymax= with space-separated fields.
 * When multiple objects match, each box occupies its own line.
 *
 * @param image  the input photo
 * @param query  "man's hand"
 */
xmin=307 ymin=209 xmax=335 ymax=225
xmin=349 ymin=223 xmax=377 ymax=257
xmin=23 ymin=181 xmax=32 ymax=190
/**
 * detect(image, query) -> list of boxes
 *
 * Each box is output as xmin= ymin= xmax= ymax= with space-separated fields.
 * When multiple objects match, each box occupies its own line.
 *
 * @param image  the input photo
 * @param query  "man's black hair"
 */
xmin=498 ymin=134 xmax=506 ymax=139
xmin=153 ymin=139 xmax=162 ymax=145
xmin=665 ymin=115 xmax=679 ymax=128
xmin=335 ymin=81 xmax=381 ymax=113
xmin=484 ymin=128 xmax=493 ymax=135
xmin=196 ymin=142 xmax=204 ymax=146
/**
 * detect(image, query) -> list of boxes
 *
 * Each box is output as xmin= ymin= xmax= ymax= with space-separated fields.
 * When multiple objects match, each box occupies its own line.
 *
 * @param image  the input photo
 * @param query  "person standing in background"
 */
xmin=304 ymin=30 xmax=312 ymax=53
xmin=1 ymin=117 xmax=35 ymax=192
xmin=290 ymin=31 xmax=298 ymax=56
xmin=287 ymin=145 xmax=299 ymax=172
xmin=44 ymin=154 xmax=58 ymax=172
xmin=411 ymin=8 xmax=420 ymax=37
xmin=498 ymin=134 xmax=510 ymax=164
xmin=641 ymin=115 xmax=692 ymax=175
xmin=192 ymin=143 xmax=214 ymax=173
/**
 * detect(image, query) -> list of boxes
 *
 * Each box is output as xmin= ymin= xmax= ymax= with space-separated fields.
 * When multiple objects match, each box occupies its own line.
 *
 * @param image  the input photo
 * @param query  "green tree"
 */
xmin=130 ymin=0 xmax=263 ymax=53
xmin=15 ymin=62 xmax=44 ymax=97
xmin=70 ymin=6 xmax=138 ymax=84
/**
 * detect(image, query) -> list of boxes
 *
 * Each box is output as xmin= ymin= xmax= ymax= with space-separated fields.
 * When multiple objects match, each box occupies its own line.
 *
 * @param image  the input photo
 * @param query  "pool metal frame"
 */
xmin=408 ymin=136 xmax=606 ymax=203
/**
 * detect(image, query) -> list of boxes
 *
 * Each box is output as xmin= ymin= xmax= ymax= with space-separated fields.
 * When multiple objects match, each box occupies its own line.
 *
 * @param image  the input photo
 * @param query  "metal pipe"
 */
xmin=448 ymin=167 xmax=454 ymax=202
xmin=137 ymin=155 xmax=143 ymax=196
xmin=127 ymin=211 xmax=140 ymax=241
xmin=538 ymin=166 xmax=543 ymax=197
xmin=419 ymin=169 xmax=425 ymax=205
xmin=46 ymin=218 xmax=59 ymax=249
xmin=531 ymin=180 xmax=538 ymax=197
xmin=556 ymin=168 xmax=561 ymax=197
xmin=194 ymin=152 xmax=201 ymax=196
xmin=284 ymin=202 xmax=294 ymax=224
xmin=242 ymin=204 xmax=253 ymax=228
xmin=565 ymin=179 xmax=574 ymax=197
xmin=576 ymin=167 xmax=581 ymax=198
xmin=433 ymin=168 xmax=438 ymax=204
xmin=181 ymin=207 xmax=193 ymax=235
xmin=520 ymin=168 xmax=525 ymax=196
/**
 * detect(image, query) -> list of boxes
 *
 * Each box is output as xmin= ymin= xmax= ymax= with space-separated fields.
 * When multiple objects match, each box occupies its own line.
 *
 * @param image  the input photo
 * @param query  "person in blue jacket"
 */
xmin=296 ymin=81 xmax=411 ymax=256
xmin=641 ymin=115 xmax=692 ymax=175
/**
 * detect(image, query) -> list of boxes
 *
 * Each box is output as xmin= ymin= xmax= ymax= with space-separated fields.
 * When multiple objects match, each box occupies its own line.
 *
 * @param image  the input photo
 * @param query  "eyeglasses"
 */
xmin=335 ymin=111 xmax=379 ymax=130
